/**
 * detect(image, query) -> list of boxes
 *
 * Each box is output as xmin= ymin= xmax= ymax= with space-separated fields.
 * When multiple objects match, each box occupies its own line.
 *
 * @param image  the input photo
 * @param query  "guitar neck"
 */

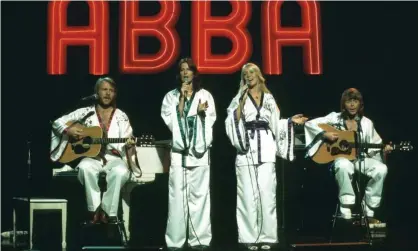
xmin=361 ymin=143 xmax=384 ymax=149
xmin=91 ymin=137 xmax=159 ymax=146
xmin=350 ymin=142 xmax=384 ymax=149
xmin=92 ymin=138 xmax=131 ymax=144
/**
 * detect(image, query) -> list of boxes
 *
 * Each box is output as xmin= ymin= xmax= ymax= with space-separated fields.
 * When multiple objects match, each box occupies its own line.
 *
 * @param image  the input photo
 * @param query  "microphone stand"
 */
xmin=21 ymin=134 xmax=40 ymax=251
xmin=356 ymin=121 xmax=372 ymax=244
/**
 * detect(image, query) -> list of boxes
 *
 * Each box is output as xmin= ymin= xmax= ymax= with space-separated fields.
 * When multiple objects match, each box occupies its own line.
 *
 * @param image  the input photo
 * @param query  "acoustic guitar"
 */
xmin=311 ymin=124 xmax=413 ymax=164
xmin=57 ymin=122 xmax=159 ymax=164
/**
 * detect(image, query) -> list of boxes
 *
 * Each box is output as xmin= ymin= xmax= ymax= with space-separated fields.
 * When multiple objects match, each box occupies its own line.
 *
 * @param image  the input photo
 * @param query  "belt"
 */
xmin=244 ymin=121 xmax=269 ymax=139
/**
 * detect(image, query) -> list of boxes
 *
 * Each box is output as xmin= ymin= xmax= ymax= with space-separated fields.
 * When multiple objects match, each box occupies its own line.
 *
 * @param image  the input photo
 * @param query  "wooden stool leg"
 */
xmin=61 ymin=203 xmax=67 ymax=249
xmin=29 ymin=205 xmax=34 ymax=250
xmin=13 ymin=208 xmax=16 ymax=248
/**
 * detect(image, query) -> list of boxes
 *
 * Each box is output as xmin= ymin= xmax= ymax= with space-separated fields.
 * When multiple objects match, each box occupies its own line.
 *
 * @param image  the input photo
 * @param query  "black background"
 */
xmin=2 ymin=1 xmax=418 ymax=248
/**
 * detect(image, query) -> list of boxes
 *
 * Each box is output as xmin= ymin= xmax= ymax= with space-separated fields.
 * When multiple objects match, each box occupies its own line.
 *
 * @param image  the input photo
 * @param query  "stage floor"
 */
xmin=1 ymin=222 xmax=394 ymax=251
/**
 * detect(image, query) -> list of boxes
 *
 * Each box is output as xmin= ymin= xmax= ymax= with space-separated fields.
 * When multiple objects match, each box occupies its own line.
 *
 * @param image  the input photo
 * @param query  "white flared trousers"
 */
xmin=236 ymin=162 xmax=278 ymax=244
xmin=77 ymin=157 xmax=130 ymax=216
xmin=165 ymin=165 xmax=212 ymax=248
xmin=333 ymin=157 xmax=388 ymax=215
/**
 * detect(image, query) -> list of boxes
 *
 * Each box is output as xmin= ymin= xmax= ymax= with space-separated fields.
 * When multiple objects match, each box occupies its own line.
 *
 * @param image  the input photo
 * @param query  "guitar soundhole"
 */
xmin=72 ymin=137 xmax=93 ymax=154
xmin=330 ymin=140 xmax=352 ymax=156
xmin=339 ymin=140 xmax=351 ymax=152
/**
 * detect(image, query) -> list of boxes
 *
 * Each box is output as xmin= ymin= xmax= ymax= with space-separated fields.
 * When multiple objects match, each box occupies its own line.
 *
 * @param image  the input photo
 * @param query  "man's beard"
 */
xmin=98 ymin=100 xmax=114 ymax=108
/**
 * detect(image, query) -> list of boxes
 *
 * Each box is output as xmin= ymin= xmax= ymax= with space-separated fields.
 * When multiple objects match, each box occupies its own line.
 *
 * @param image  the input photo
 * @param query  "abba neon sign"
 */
xmin=47 ymin=0 xmax=322 ymax=75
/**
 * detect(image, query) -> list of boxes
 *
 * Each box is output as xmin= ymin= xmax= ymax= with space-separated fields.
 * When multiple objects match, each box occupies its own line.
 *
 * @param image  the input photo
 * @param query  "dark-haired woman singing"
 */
xmin=161 ymin=58 xmax=216 ymax=250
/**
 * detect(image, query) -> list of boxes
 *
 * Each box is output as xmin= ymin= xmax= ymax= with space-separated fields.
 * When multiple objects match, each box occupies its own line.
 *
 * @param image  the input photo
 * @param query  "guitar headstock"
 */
xmin=137 ymin=134 xmax=155 ymax=146
xmin=393 ymin=141 xmax=413 ymax=152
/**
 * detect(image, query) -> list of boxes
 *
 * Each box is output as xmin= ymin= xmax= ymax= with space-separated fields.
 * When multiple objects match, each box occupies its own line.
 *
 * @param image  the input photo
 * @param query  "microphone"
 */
xmin=184 ymin=76 xmax=192 ymax=84
xmin=81 ymin=94 xmax=98 ymax=101
xmin=354 ymin=116 xmax=362 ymax=132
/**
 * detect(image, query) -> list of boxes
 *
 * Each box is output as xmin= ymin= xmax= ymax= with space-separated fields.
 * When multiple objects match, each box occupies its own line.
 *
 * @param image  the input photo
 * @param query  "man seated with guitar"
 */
xmin=51 ymin=77 xmax=136 ymax=224
xmin=304 ymin=88 xmax=393 ymax=226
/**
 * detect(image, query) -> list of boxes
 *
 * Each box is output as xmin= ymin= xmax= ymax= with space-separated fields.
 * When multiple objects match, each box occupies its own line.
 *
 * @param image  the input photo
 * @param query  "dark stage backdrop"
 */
xmin=2 ymin=1 xmax=418 ymax=247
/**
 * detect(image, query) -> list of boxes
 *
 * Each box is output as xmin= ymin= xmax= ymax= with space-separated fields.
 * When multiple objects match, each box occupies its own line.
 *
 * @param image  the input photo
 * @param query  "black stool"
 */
xmin=80 ymin=172 xmax=128 ymax=247
xmin=329 ymin=173 xmax=372 ymax=244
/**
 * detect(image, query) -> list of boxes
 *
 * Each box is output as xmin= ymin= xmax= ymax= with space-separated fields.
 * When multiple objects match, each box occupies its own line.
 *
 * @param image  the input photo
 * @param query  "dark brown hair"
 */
xmin=340 ymin=88 xmax=364 ymax=118
xmin=176 ymin=57 xmax=201 ymax=91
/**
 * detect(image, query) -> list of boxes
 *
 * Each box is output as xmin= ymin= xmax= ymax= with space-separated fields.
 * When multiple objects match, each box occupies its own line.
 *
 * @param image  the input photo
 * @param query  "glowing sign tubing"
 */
xmin=120 ymin=0 xmax=180 ymax=74
xmin=47 ymin=0 xmax=109 ymax=75
xmin=191 ymin=1 xmax=252 ymax=74
xmin=262 ymin=0 xmax=322 ymax=75
xmin=47 ymin=1 xmax=323 ymax=76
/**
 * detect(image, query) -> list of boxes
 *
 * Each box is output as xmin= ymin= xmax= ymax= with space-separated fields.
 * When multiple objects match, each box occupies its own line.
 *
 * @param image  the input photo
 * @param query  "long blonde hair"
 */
xmin=241 ymin=63 xmax=271 ymax=94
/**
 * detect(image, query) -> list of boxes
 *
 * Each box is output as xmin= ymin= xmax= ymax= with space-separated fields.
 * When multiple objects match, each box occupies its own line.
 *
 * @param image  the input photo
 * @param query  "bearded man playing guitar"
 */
xmin=51 ymin=77 xmax=136 ymax=224
xmin=304 ymin=88 xmax=393 ymax=226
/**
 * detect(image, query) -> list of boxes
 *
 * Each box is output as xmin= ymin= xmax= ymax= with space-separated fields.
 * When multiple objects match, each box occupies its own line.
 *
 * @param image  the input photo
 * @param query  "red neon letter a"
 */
xmin=120 ymin=0 xmax=180 ymax=74
xmin=262 ymin=0 xmax=322 ymax=75
xmin=47 ymin=1 xmax=109 ymax=75
xmin=192 ymin=1 xmax=252 ymax=74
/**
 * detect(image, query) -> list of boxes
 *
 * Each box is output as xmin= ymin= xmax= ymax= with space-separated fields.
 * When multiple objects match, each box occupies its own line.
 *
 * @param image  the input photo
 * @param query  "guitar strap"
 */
xmin=98 ymin=131 xmax=108 ymax=165
xmin=125 ymin=145 xmax=142 ymax=178
xmin=96 ymin=107 xmax=116 ymax=165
